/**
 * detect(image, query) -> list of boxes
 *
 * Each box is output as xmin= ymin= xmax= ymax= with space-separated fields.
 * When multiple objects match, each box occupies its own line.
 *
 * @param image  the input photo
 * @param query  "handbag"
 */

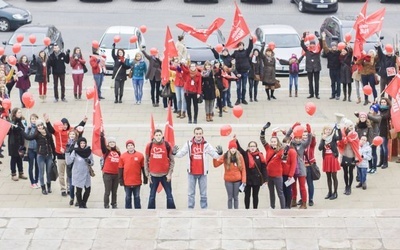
xmin=304 ymin=153 xmax=320 ymax=181
xmin=254 ymin=74 xmax=261 ymax=81
xmin=274 ymin=80 xmax=281 ymax=89
xmin=50 ymin=160 xmax=59 ymax=181
xmin=215 ymin=88 xmax=220 ymax=98
xmin=197 ymin=95 xmax=203 ymax=104
xmin=128 ymin=69 xmax=133 ymax=79
xmin=160 ymin=82 xmax=173 ymax=98
xmin=374 ymin=74 xmax=380 ymax=86
xmin=87 ymin=165 xmax=95 ymax=177
xmin=82 ymin=64 xmax=88 ymax=74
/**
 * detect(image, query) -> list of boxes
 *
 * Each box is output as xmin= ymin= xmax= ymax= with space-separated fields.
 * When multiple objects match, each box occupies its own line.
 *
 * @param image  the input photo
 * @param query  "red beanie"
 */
xmin=126 ymin=140 xmax=135 ymax=147
xmin=228 ymin=140 xmax=237 ymax=150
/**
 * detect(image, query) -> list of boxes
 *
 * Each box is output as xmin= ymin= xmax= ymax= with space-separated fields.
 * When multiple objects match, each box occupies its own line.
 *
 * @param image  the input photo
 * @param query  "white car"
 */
xmin=254 ymin=25 xmax=306 ymax=75
xmin=99 ymin=26 xmax=145 ymax=75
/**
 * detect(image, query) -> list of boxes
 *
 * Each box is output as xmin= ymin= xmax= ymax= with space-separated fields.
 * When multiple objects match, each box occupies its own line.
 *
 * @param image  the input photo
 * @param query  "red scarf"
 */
xmin=247 ymin=151 xmax=265 ymax=169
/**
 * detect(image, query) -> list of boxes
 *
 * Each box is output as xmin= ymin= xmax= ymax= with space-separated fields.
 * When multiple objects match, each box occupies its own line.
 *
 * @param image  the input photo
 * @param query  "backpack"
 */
xmin=290 ymin=61 xmax=299 ymax=74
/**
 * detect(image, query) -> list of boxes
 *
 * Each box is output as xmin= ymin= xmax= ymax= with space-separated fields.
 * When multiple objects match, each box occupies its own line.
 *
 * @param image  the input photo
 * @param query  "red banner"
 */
xmin=224 ymin=2 xmax=250 ymax=49
xmin=359 ymin=8 xmax=386 ymax=41
xmin=164 ymin=104 xmax=175 ymax=148
xmin=161 ymin=26 xmax=177 ymax=85
xmin=150 ymin=114 xmax=155 ymax=141
xmin=0 ymin=119 xmax=11 ymax=146
xmin=176 ymin=18 xmax=225 ymax=43
xmin=390 ymin=91 xmax=400 ymax=132
xmin=353 ymin=1 xmax=367 ymax=30
xmin=92 ymin=83 xmax=104 ymax=157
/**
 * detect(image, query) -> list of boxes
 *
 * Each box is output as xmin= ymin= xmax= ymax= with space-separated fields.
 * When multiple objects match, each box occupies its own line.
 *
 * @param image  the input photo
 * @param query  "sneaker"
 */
xmin=99 ymin=96 xmax=105 ymax=100
xmin=228 ymin=104 xmax=233 ymax=108
xmin=235 ymin=100 xmax=240 ymax=105
xmin=62 ymin=98 xmax=68 ymax=102
xmin=35 ymin=183 xmax=40 ymax=189
xmin=61 ymin=191 xmax=67 ymax=197
xmin=11 ymin=175 xmax=18 ymax=181
xmin=31 ymin=184 xmax=37 ymax=189
xmin=316 ymin=96 xmax=320 ymax=99
xmin=0 ymin=153 xmax=4 ymax=158
xmin=329 ymin=96 xmax=335 ymax=100
xmin=54 ymin=99 xmax=59 ymax=103
xmin=335 ymin=96 xmax=340 ymax=100
xmin=308 ymin=200 xmax=314 ymax=206
xmin=112 ymin=204 xmax=118 ymax=209
xmin=307 ymin=95 xmax=314 ymax=99
xmin=242 ymin=100 xmax=248 ymax=105
xmin=370 ymin=169 xmax=376 ymax=174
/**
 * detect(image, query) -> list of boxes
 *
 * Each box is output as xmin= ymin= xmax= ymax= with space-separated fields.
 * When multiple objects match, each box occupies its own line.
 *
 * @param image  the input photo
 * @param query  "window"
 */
xmin=264 ymin=34 xmax=300 ymax=48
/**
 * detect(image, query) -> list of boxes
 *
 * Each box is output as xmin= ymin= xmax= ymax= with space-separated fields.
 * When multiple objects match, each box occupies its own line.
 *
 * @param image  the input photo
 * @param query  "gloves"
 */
xmin=306 ymin=124 xmax=311 ymax=133
xmin=172 ymin=145 xmax=179 ymax=155
xmin=84 ymin=158 xmax=92 ymax=165
xmin=262 ymin=122 xmax=271 ymax=131
xmin=292 ymin=122 xmax=301 ymax=130
xmin=32 ymin=54 xmax=36 ymax=60
xmin=112 ymin=43 xmax=116 ymax=48
xmin=66 ymin=49 xmax=70 ymax=54
xmin=303 ymin=32 xmax=307 ymax=39
xmin=216 ymin=145 xmax=223 ymax=155
xmin=143 ymin=176 xmax=148 ymax=185
xmin=314 ymin=31 xmax=320 ymax=38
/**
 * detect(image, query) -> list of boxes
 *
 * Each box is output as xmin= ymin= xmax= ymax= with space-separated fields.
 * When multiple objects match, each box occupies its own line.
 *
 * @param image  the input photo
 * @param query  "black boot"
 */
xmin=265 ymin=89 xmax=270 ymax=100
xmin=78 ymin=94 xmax=82 ymax=100
xmin=82 ymin=187 xmax=91 ymax=208
xmin=47 ymin=183 xmax=52 ymax=193
xmin=41 ymin=185 xmax=48 ymax=195
xmin=76 ymin=193 xmax=83 ymax=208
xmin=382 ymin=159 xmax=388 ymax=169
xmin=377 ymin=153 xmax=384 ymax=167
xmin=119 ymin=95 xmax=123 ymax=103
xmin=271 ymin=90 xmax=276 ymax=99
xmin=347 ymin=85 xmax=352 ymax=102
xmin=74 ymin=94 xmax=78 ymax=100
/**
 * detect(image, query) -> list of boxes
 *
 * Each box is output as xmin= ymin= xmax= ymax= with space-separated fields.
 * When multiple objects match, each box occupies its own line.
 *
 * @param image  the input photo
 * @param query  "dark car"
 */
xmin=320 ymin=16 xmax=383 ymax=56
xmin=184 ymin=29 xmax=225 ymax=65
xmin=3 ymin=24 xmax=64 ymax=72
xmin=291 ymin=0 xmax=338 ymax=13
xmin=0 ymin=0 xmax=32 ymax=32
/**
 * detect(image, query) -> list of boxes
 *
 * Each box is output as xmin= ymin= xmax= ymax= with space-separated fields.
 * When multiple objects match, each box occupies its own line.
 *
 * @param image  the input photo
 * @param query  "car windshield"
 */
xmin=264 ymin=34 xmax=300 ymax=48
xmin=0 ymin=1 xmax=8 ymax=8
xmin=342 ymin=27 xmax=379 ymax=43
xmin=100 ymin=33 xmax=138 ymax=50
xmin=185 ymin=34 xmax=219 ymax=48
xmin=8 ymin=32 xmax=47 ymax=46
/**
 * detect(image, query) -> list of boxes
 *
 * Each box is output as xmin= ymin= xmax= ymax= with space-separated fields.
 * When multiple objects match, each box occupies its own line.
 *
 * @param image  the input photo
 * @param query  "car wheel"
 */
xmin=298 ymin=1 xmax=305 ymax=12
xmin=0 ymin=18 xmax=10 ymax=32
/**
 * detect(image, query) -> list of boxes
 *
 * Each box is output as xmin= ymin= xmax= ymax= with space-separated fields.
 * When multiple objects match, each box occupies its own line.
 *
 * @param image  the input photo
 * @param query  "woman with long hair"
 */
xmin=378 ymin=97 xmax=392 ymax=169
xmin=8 ymin=108 xmax=27 ymax=181
xmin=70 ymin=47 xmax=86 ymax=100
xmin=34 ymin=50 xmax=48 ymax=102
xmin=16 ymin=55 xmax=31 ymax=108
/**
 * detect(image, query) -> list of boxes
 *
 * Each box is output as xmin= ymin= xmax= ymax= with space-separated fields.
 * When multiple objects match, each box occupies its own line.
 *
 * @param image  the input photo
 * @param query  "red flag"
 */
xmin=150 ymin=114 xmax=155 ymax=141
xmin=164 ymin=104 xmax=175 ymax=148
xmin=161 ymin=26 xmax=177 ymax=85
xmin=225 ymin=2 xmax=250 ymax=49
xmin=0 ymin=119 xmax=11 ymax=146
xmin=391 ymin=95 xmax=400 ymax=132
xmin=359 ymin=8 xmax=386 ymax=40
xmin=353 ymin=1 xmax=368 ymax=30
xmin=385 ymin=74 xmax=400 ymax=99
xmin=353 ymin=29 xmax=365 ymax=59
xmin=176 ymin=18 xmax=225 ymax=43
xmin=92 ymin=83 xmax=104 ymax=157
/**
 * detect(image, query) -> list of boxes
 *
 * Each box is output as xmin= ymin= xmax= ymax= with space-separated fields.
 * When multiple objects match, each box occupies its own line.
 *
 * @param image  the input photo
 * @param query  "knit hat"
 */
xmin=359 ymin=112 xmax=367 ymax=118
xmin=331 ymin=41 xmax=337 ymax=47
xmin=370 ymin=104 xmax=379 ymax=113
xmin=228 ymin=140 xmax=237 ymax=150
xmin=126 ymin=139 xmax=135 ymax=147
xmin=291 ymin=53 xmax=297 ymax=58
xmin=107 ymin=137 xmax=116 ymax=143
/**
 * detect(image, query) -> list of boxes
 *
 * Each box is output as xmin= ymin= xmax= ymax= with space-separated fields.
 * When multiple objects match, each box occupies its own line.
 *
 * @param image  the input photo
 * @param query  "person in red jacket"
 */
xmin=213 ymin=139 xmax=246 ymax=209
xmin=100 ymin=133 xmax=121 ymax=209
xmin=281 ymin=137 xmax=297 ymax=209
xmin=69 ymin=47 xmax=86 ymax=100
xmin=145 ymin=129 xmax=175 ymax=209
xmin=89 ymin=46 xmax=106 ymax=99
xmin=182 ymin=62 xmax=202 ymax=124
xmin=119 ymin=140 xmax=147 ymax=209
xmin=260 ymin=123 xmax=286 ymax=209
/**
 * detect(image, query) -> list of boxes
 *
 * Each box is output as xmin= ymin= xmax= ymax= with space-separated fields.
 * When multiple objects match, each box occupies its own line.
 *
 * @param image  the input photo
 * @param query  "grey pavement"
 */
xmin=1 ymin=74 xmax=400 ymax=249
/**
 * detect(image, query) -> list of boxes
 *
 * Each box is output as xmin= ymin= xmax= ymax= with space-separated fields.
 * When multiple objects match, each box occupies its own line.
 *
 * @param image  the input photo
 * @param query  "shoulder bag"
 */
xmin=160 ymin=82 xmax=173 ymax=98
xmin=304 ymin=152 xmax=320 ymax=181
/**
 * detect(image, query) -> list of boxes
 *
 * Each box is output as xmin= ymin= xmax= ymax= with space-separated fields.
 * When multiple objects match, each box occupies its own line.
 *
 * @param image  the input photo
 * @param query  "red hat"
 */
xmin=126 ymin=140 xmax=135 ymax=147
xmin=228 ymin=140 xmax=237 ymax=150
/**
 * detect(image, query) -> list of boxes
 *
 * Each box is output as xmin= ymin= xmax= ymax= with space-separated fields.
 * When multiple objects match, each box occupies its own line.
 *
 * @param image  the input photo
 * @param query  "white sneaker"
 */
xmin=30 ymin=184 xmax=36 ymax=189
xmin=35 ymin=183 xmax=41 ymax=189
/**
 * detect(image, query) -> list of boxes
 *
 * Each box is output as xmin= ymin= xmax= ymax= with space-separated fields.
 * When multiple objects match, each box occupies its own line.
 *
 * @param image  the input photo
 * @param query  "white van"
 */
xmin=99 ymin=26 xmax=146 ymax=74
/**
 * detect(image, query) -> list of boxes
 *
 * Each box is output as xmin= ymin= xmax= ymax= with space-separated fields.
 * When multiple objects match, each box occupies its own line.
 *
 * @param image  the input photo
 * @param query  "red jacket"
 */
xmin=170 ymin=66 xmax=184 ymax=87
xmin=182 ymin=65 xmax=202 ymax=94
xmin=282 ymin=148 xmax=296 ymax=177
xmin=264 ymin=144 xmax=284 ymax=177
xmin=89 ymin=54 xmax=106 ymax=74
xmin=213 ymin=153 xmax=246 ymax=183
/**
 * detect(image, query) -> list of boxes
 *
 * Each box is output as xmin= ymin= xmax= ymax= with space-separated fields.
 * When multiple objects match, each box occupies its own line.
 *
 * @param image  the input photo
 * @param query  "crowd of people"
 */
xmin=0 ymin=30 xmax=399 ymax=209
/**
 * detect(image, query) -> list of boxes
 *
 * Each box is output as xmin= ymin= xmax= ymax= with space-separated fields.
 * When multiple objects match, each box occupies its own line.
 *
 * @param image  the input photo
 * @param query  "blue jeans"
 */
xmin=28 ymin=149 xmax=38 ymax=185
xmin=357 ymin=167 xmax=367 ymax=184
xmin=224 ymin=181 xmax=241 ymax=209
xmin=223 ymin=81 xmax=232 ymax=107
xmin=175 ymin=86 xmax=186 ymax=112
xmin=289 ymin=74 xmax=298 ymax=92
xmin=306 ymin=166 xmax=314 ymax=202
xmin=68 ymin=177 xmax=74 ymax=200
xmin=329 ymin=69 xmax=341 ymax=98
xmin=125 ymin=186 xmax=141 ymax=209
xmin=380 ymin=137 xmax=389 ymax=163
xmin=361 ymin=74 xmax=377 ymax=101
xmin=188 ymin=174 xmax=207 ymax=209
xmin=93 ymin=73 xmax=104 ymax=98
xmin=132 ymin=79 xmax=144 ymax=103
xmin=371 ymin=145 xmax=377 ymax=168
xmin=148 ymin=176 xmax=176 ymax=209
xmin=248 ymin=78 xmax=259 ymax=100
xmin=37 ymin=154 xmax=52 ymax=186
xmin=236 ymin=72 xmax=248 ymax=101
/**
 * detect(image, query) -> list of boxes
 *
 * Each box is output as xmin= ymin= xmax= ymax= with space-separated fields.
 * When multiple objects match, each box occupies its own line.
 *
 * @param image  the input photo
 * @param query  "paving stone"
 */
xmin=283 ymin=218 xmax=316 ymax=228
xmin=189 ymin=239 xmax=221 ymax=249
xmin=160 ymin=217 xmax=192 ymax=228
xmin=253 ymin=239 xmax=286 ymax=250
xmin=344 ymin=217 xmax=378 ymax=228
xmin=0 ymin=239 xmax=30 ymax=250
xmin=0 ymin=218 xmax=8 ymax=227
xmin=315 ymin=228 xmax=349 ymax=239
xmin=125 ymin=240 xmax=156 ymax=250
xmin=375 ymin=218 xmax=400 ymax=228
xmin=2 ymin=228 xmax=34 ymax=240
xmin=253 ymin=218 xmax=284 ymax=228
xmin=191 ymin=217 xmax=222 ymax=228
xmin=378 ymin=228 xmax=400 ymax=238
xmin=129 ymin=216 xmax=160 ymax=228
xmin=286 ymin=238 xmax=319 ymax=250
xmin=314 ymin=217 xmax=346 ymax=228
xmin=156 ymin=240 xmax=189 ymax=249
xmin=28 ymin=240 xmax=62 ymax=250
xmin=127 ymin=228 xmax=159 ymax=240
xmin=221 ymin=239 xmax=253 ymax=250
xmin=51 ymin=209 xmax=112 ymax=218
xmin=38 ymin=218 xmax=70 ymax=228
xmin=96 ymin=228 xmax=128 ymax=240
xmin=346 ymin=227 xmax=381 ymax=239
xmin=99 ymin=218 xmax=130 ymax=228
xmin=158 ymin=228 xmax=190 ymax=240
xmin=351 ymin=239 xmax=383 ymax=249
xmin=32 ymin=228 xmax=66 ymax=240
xmin=64 ymin=228 xmax=97 ymax=240
xmin=59 ymin=240 xmax=94 ymax=250
xmin=382 ymin=238 xmax=400 ymax=250
xmin=69 ymin=218 xmax=100 ymax=228
xmin=285 ymin=228 xmax=318 ymax=239
xmin=2 ymin=208 xmax=53 ymax=218
xmin=222 ymin=217 xmax=253 ymax=228
xmin=7 ymin=218 xmax=39 ymax=229
xmin=190 ymin=228 xmax=221 ymax=240
xmin=92 ymin=239 xmax=126 ymax=250
xmin=318 ymin=239 xmax=351 ymax=249
xmin=221 ymin=227 xmax=252 ymax=240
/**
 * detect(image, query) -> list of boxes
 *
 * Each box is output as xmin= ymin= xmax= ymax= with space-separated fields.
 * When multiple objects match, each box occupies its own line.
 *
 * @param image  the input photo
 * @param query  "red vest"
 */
xmin=190 ymin=142 xmax=204 ymax=175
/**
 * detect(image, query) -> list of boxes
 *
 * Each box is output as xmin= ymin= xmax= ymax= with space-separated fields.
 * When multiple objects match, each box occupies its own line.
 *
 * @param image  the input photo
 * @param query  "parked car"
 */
xmin=3 ymin=24 xmax=64 ymax=73
xmin=320 ymin=16 xmax=383 ymax=56
xmin=99 ymin=26 xmax=145 ymax=74
xmin=184 ymin=29 xmax=225 ymax=65
xmin=254 ymin=24 xmax=306 ymax=75
xmin=291 ymin=0 xmax=338 ymax=13
xmin=0 ymin=0 xmax=32 ymax=32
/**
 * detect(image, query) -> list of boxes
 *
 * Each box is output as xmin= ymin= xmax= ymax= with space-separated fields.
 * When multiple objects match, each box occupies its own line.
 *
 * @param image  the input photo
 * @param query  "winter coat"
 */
xmin=356 ymin=55 xmax=378 ymax=75
xmin=359 ymin=143 xmax=372 ymax=169
xmin=201 ymin=70 xmax=216 ymax=100
xmin=376 ymin=45 xmax=397 ymax=79
xmin=278 ymin=56 xmax=304 ymax=75
xmin=34 ymin=57 xmax=48 ymax=83
xmin=231 ymin=39 xmax=253 ymax=74
xmin=367 ymin=113 xmax=381 ymax=137
xmin=318 ymin=128 xmax=342 ymax=159
xmin=128 ymin=60 xmax=147 ymax=80
xmin=249 ymin=55 xmax=263 ymax=79
xmin=22 ymin=129 xmax=56 ymax=157
xmin=25 ymin=125 xmax=37 ymax=151
xmin=286 ymin=128 xmax=312 ymax=177
xmin=16 ymin=62 xmax=31 ymax=90
xmin=322 ymin=40 xmax=341 ymax=70
xmin=355 ymin=122 xmax=374 ymax=144
xmin=47 ymin=51 xmax=70 ymax=75
xmin=182 ymin=65 xmax=202 ymax=94
xmin=142 ymin=50 xmax=161 ymax=81
xmin=259 ymin=49 xmax=276 ymax=84
xmin=301 ymin=39 xmax=322 ymax=72
xmin=379 ymin=108 xmax=391 ymax=138
xmin=211 ymin=48 xmax=233 ymax=68
xmin=111 ymin=48 xmax=130 ymax=81
xmin=339 ymin=48 xmax=353 ymax=84
xmin=65 ymin=150 xmax=93 ymax=188
xmin=70 ymin=56 xmax=86 ymax=75
xmin=236 ymin=140 xmax=267 ymax=186
xmin=8 ymin=118 xmax=26 ymax=157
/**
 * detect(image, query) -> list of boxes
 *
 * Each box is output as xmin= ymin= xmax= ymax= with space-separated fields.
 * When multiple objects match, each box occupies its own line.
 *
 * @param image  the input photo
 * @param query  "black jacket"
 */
xmin=231 ymin=39 xmax=253 ymax=74
xmin=34 ymin=57 xmax=48 ymax=83
xmin=48 ymin=52 xmax=70 ymax=75
xmin=318 ymin=127 xmax=342 ymax=159
xmin=22 ymin=129 xmax=55 ymax=157
xmin=8 ymin=119 xmax=25 ymax=157
xmin=237 ymin=140 xmax=267 ymax=186
xmin=111 ymin=48 xmax=130 ymax=81
xmin=376 ymin=45 xmax=397 ymax=79
xmin=301 ymin=39 xmax=322 ymax=72
xmin=202 ymin=71 xmax=216 ymax=100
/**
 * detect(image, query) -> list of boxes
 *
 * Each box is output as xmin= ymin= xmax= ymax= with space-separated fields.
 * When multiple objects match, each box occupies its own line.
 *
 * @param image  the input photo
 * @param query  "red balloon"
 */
xmin=220 ymin=125 xmax=232 ymax=137
xmin=22 ymin=92 xmax=35 ymax=109
xmin=252 ymin=35 xmax=257 ymax=44
xmin=86 ymin=87 xmax=95 ymax=100
xmin=43 ymin=37 xmax=51 ymax=46
xmin=233 ymin=105 xmax=243 ymax=119
xmin=12 ymin=43 xmax=21 ymax=54
xmin=385 ymin=44 xmax=394 ymax=54
xmin=8 ymin=55 xmax=16 ymax=66
xmin=53 ymin=121 xmax=64 ymax=133
xmin=16 ymin=34 xmax=24 ymax=43
xmin=92 ymin=40 xmax=99 ymax=49
xmin=305 ymin=102 xmax=316 ymax=116
xmin=150 ymin=47 xmax=158 ymax=56
xmin=268 ymin=42 xmax=275 ymax=51
xmin=215 ymin=44 xmax=223 ymax=53
xmin=29 ymin=34 xmax=36 ymax=44
xmin=2 ymin=99 xmax=11 ymax=110
xmin=129 ymin=35 xmax=138 ymax=44
xmin=0 ymin=47 xmax=4 ymax=56
xmin=293 ymin=126 xmax=305 ymax=138
xmin=372 ymin=136 xmax=383 ymax=146
xmin=363 ymin=85 xmax=372 ymax=96
xmin=344 ymin=33 xmax=352 ymax=43
xmin=140 ymin=25 xmax=147 ymax=34
xmin=338 ymin=42 xmax=346 ymax=51
xmin=113 ymin=35 xmax=121 ymax=44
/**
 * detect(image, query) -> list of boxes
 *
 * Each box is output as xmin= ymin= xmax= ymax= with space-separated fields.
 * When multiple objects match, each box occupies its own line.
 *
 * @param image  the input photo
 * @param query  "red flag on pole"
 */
xmin=353 ymin=1 xmax=368 ymax=30
xmin=359 ymin=8 xmax=386 ymax=40
xmin=150 ymin=114 xmax=155 ymax=141
xmin=385 ymin=74 xmax=400 ymax=99
xmin=164 ymin=104 xmax=175 ymax=148
xmin=161 ymin=26 xmax=178 ymax=85
xmin=225 ymin=2 xmax=250 ymax=49
xmin=0 ymin=119 xmax=11 ymax=146
xmin=353 ymin=29 xmax=365 ymax=59
xmin=176 ymin=18 xmax=225 ymax=43
xmin=92 ymin=83 xmax=104 ymax=157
